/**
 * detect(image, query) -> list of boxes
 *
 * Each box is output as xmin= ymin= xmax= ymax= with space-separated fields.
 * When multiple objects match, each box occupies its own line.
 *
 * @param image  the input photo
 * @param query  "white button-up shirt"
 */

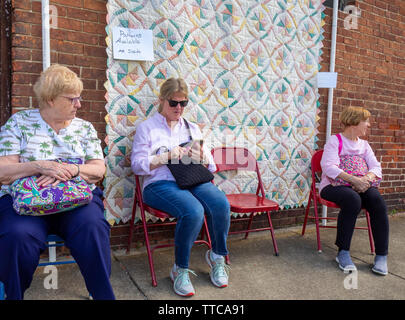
xmin=130 ymin=112 xmax=216 ymax=190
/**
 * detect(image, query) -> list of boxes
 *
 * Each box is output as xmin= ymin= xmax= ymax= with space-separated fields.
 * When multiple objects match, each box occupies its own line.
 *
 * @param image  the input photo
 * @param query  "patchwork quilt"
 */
xmin=104 ymin=0 xmax=326 ymax=224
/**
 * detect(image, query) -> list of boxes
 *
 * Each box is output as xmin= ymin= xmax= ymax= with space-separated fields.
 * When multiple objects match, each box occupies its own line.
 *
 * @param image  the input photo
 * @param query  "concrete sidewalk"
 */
xmin=24 ymin=213 xmax=405 ymax=300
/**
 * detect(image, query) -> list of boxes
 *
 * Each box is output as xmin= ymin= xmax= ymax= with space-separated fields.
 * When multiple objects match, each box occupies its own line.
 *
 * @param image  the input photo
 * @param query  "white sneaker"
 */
xmin=205 ymin=250 xmax=230 ymax=288
xmin=170 ymin=265 xmax=196 ymax=297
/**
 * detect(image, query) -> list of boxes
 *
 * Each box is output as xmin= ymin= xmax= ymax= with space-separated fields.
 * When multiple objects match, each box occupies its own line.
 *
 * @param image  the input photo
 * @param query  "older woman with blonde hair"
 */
xmin=319 ymin=106 xmax=389 ymax=275
xmin=0 ymin=64 xmax=115 ymax=299
xmin=131 ymin=77 xmax=231 ymax=297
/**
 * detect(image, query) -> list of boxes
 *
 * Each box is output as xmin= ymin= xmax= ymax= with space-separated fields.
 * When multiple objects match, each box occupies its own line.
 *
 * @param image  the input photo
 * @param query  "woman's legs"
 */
xmin=54 ymin=188 xmax=115 ymax=300
xmin=321 ymin=185 xmax=362 ymax=251
xmin=143 ymin=181 xmax=231 ymax=292
xmin=321 ymin=185 xmax=389 ymax=255
xmin=360 ymin=187 xmax=389 ymax=256
xmin=189 ymin=182 xmax=230 ymax=257
xmin=0 ymin=189 xmax=114 ymax=300
xmin=0 ymin=195 xmax=48 ymax=300
xmin=143 ymin=181 xmax=205 ymax=269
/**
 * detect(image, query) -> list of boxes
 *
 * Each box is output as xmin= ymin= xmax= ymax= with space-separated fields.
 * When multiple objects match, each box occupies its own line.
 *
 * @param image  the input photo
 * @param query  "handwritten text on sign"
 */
xmin=113 ymin=27 xmax=154 ymax=61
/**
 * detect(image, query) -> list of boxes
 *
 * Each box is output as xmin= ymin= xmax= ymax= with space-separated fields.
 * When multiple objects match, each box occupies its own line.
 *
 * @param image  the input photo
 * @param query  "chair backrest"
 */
xmin=133 ymin=175 xmax=170 ymax=219
xmin=310 ymin=149 xmax=324 ymax=188
xmin=211 ymin=147 xmax=264 ymax=196
xmin=211 ymin=147 xmax=257 ymax=172
xmin=134 ymin=175 xmax=143 ymax=204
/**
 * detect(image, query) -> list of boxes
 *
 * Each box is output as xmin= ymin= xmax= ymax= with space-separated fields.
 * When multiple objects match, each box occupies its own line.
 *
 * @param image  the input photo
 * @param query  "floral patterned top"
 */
xmin=0 ymin=109 xmax=104 ymax=198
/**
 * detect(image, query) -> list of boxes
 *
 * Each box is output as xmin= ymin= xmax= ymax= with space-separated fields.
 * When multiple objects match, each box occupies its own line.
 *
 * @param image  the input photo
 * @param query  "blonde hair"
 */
xmin=339 ymin=106 xmax=371 ymax=127
xmin=33 ymin=64 xmax=83 ymax=108
xmin=158 ymin=78 xmax=188 ymax=112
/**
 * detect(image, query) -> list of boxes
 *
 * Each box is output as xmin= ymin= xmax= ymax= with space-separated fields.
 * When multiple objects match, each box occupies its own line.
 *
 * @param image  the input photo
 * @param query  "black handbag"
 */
xmin=166 ymin=119 xmax=214 ymax=189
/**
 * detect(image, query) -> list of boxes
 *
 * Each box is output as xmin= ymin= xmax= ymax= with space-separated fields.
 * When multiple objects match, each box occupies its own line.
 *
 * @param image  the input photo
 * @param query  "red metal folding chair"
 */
xmin=211 ymin=147 xmax=280 ymax=262
xmin=301 ymin=149 xmax=375 ymax=254
xmin=127 ymin=175 xmax=212 ymax=287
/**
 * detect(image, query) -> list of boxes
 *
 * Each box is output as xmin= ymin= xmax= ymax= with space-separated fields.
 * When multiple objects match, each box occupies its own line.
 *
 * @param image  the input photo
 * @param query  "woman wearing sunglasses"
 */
xmin=131 ymin=78 xmax=230 ymax=297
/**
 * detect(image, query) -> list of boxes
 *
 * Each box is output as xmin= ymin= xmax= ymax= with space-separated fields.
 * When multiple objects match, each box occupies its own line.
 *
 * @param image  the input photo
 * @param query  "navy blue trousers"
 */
xmin=0 ymin=188 xmax=115 ymax=300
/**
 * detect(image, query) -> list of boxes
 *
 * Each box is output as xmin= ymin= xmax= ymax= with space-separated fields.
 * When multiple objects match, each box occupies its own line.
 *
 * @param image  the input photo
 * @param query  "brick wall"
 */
xmin=10 ymin=0 xmax=108 ymax=144
xmin=7 ymin=0 xmax=405 ymax=250
xmin=318 ymin=0 xmax=405 ymax=211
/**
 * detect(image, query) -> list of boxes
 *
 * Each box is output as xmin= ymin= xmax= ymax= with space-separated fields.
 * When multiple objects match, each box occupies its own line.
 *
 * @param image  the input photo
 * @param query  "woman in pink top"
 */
xmin=320 ymin=107 xmax=388 ymax=275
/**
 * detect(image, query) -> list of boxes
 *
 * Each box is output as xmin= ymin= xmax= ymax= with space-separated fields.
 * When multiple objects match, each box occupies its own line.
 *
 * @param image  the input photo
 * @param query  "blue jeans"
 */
xmin=143 ymin=181 xmax=230 ymax=269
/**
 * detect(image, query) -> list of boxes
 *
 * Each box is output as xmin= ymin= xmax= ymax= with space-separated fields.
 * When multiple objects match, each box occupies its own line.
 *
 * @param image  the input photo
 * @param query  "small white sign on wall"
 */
xmin=317 ymin=72 xmax=338 ymax=88
xmin=112 ymin=27 xmax=154 ymax=61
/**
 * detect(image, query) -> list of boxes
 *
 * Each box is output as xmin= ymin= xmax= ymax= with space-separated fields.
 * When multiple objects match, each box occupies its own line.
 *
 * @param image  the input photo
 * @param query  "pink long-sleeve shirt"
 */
xmin=130 ymin=112 xmax=216 ymax=190
xmin=319 ymin=134 xmax=382 ymax=193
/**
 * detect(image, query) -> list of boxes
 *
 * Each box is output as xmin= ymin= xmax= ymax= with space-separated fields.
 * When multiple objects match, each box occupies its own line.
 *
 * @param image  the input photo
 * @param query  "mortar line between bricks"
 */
xmin=112 ymin=253 xmax=149 ymax=300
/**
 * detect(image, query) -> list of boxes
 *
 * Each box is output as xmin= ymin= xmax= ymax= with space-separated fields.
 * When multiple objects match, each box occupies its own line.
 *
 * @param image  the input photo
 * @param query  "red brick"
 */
xmin=54 ymin=17 xmax=83 ymax=32
xmin=83 ymin=0 xmax=107 ymax=12
xmin=13 ymin=35 xmax=42 ymax=49
xmin=66 ymin=7 xmax=99 ymax=22
xmin=11 ymin=84 xmax=34 ymax=96
xmin=12 ymin=0 xmax=32 ymax=10
xmin=51 ymin=0 xmax=83 ymax=8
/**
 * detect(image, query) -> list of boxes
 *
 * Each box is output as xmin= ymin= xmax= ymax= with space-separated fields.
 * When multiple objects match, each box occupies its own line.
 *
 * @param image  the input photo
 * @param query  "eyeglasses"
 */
xmin=62 ymin=96 xmax=83 ymax=105
xmin=167 ymin=99 xmax=188 ymax=107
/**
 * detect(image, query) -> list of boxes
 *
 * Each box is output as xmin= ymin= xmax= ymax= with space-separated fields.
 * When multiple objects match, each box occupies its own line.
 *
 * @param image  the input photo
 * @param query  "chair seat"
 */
xmin=226 ymin=194 xmax=279 ymax=213
xmin=143 ymin=203 xmax=172 ymax=219
xmin=318 ymin=194 xmax=340 ymax=208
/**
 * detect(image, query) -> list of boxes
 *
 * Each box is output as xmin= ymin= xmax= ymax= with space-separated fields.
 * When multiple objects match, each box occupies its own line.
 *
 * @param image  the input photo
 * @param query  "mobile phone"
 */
xmin=179 ymin=140 xmax=203 ymax=149
xmin=191 ymin=139 xmax=203 ymax=149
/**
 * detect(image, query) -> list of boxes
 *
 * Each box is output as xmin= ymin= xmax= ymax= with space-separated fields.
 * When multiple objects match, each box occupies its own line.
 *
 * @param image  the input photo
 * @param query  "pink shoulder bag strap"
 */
xmin=336 ymin=133 xmax=343 ymax=155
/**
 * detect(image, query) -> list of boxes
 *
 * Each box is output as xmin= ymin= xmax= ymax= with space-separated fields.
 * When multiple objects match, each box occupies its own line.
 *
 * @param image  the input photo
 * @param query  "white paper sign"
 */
xmin=317 ymin=72 xmax=338 ymax=88
xmin=113 ymin=27 xmax=154 ymax=61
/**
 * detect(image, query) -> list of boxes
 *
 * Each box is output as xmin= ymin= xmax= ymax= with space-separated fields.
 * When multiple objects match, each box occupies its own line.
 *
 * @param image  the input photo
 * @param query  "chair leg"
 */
xmin=127 ymin=197 xmax=138 ymax=254
xmin=244 ymin=212 xmax=255 ymax=239
xmin=267 ymin=211 xmax=279 ymax=256
xmin=312 ymin=198 xmax=323 ymax=253
xmin=301 ymin=191 xmax=312 ymax=236
xmin=365 ymin=210 xmax=375 ymax=254
xmin=202 ymin=216 xmax=212 ymax=248
xmin=135 ymin=194 xmax=159 ymax=287
xmin=141 ymin=215 xmax=158 ymax=287
xmin=48 ymin=241 xmax=57 ymax=263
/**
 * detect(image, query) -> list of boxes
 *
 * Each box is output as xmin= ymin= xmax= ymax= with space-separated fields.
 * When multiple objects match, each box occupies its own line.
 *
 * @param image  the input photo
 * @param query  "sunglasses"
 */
xmin=167 ymin=99 xmax=188 ymax=107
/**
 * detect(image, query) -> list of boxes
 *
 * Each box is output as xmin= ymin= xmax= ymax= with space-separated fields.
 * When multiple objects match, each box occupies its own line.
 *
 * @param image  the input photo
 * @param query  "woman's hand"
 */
xmin=35 ymin=161 xmax=76 ymax=186
xmin=187 ymin=142 xmax=207 ymax=165
xmin=169 ymin=146 xmax=189 ymax=162
xmin=35 ymin=160 xmax=73 ymax=179
xmin=350 ymin=175 xmax=371 ymax=193
xmin=36 ymin=175 xmax=60 ymax=187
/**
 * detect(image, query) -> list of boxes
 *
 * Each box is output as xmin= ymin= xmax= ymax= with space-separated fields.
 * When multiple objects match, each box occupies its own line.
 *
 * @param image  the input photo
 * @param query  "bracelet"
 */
xmin=72 ymin=164 xmax=80 ymax=178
